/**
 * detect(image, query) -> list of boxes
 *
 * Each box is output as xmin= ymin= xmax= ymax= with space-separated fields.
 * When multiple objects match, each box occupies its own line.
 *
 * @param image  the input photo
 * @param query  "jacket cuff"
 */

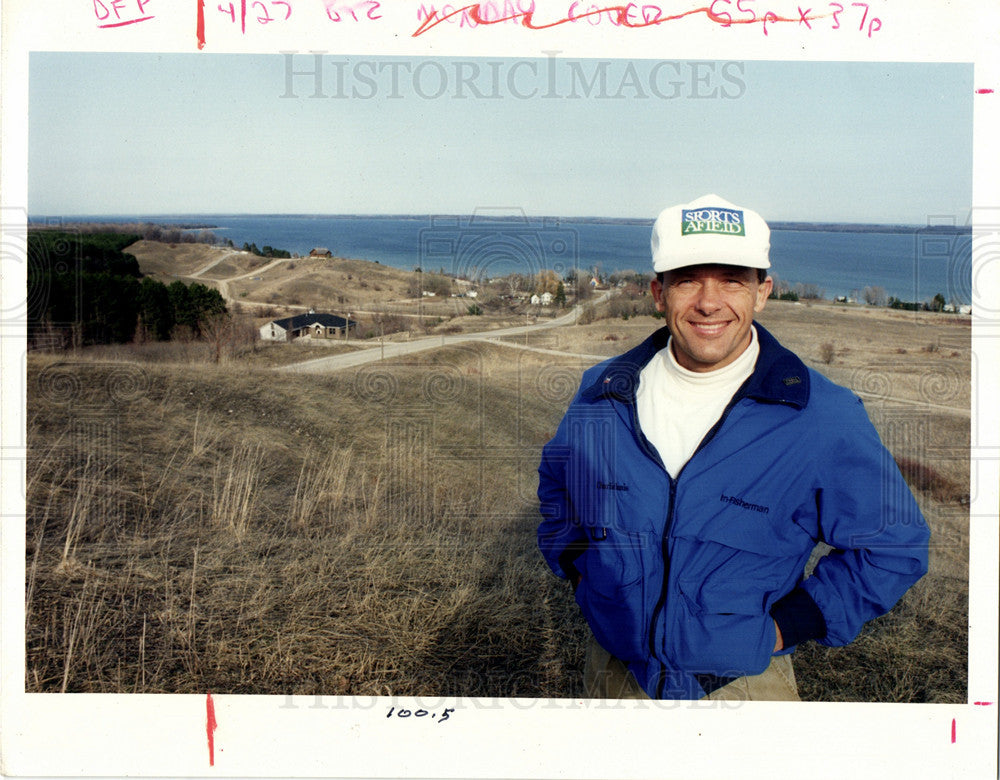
xmin=770 ymin=587 xmax=827 ymax=648
xmin=557 ymin=539 xmax=589 ymax=584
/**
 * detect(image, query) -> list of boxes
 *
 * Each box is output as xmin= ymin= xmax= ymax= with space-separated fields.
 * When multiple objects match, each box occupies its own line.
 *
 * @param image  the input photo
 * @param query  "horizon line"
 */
xmin=26 ymin=213 xmax=971 ymax=230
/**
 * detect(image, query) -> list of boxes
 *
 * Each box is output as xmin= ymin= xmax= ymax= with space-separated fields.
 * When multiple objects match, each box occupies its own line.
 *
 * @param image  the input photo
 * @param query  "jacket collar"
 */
xmin=581 ymin=323 xmax=810 ymax=408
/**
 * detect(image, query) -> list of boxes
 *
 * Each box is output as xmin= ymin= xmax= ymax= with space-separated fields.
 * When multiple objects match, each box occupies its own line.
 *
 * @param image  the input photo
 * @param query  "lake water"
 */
xmin=83 ymin=213 xmax=974 ymax=304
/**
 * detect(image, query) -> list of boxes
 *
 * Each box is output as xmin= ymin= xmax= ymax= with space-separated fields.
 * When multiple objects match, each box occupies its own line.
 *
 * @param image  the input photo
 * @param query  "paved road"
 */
xmin=279 ymin=293 xmax=609 ymax=374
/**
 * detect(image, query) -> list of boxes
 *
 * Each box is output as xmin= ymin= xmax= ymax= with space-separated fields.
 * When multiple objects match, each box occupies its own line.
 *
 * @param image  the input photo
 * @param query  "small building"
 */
xmin=260 ymin=311 xmax=357 ymax=342
xmin=309 ymin=248 xmax=332 ymax=258
xmin=540 ymin=292 xmax=554 ymax=306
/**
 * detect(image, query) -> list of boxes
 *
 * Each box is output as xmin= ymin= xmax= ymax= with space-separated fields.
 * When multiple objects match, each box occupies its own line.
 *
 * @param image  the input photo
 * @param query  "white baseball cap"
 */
xmin=651 ymin=194 xmax=770 ymax=273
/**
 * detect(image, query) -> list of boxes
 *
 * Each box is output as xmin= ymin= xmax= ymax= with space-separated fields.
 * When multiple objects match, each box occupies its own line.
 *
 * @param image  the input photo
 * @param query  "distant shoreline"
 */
xmin=27 ymin=214 xmax=972 ymax=235
xmin=26 ymin=219 xmax=972 ymax=307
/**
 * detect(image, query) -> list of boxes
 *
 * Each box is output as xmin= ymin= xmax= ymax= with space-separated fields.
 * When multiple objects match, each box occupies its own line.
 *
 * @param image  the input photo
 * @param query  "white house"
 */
xmin=260 ymin=311 xmax=357 ymax=342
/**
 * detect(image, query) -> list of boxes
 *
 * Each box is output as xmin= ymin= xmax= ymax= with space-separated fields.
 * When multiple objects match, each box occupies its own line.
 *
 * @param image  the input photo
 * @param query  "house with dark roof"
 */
xmin=260 ymin=311 xmax=358 ymax=342
xmin=309 ymin=248 xmax=332 ymax=258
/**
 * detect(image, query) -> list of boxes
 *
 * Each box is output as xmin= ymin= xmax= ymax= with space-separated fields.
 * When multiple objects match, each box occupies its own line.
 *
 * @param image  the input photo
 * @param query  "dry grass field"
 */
xmin=224 ymin=257 xmax=415 ymax=308
xmin=23 ymin=300 xmax=969 ymax=701
xmin=124 ymin=241 xmax=269 ymax=283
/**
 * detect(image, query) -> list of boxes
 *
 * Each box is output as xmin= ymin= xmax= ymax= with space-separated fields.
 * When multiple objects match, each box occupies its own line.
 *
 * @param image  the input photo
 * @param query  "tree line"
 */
xmin=241 ymin=242 xmax=292 ymax=259
xmin=28 ymin=231 xmax=227 ymax=349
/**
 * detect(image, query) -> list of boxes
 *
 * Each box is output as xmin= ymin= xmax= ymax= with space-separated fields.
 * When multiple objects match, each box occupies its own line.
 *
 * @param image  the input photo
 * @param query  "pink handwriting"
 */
xmin=217 ymin=0 xmax=292 ymax=33
xmin=412 ymin=2 xmax=884 ymax=37
xmin=197 ymin=0 xmax=382 ymax=44
xmin=325 ymin=1 xmax=383 ymax=22
xmin=97 ymin=0 xmax=884 ymax=44
xmin=94 ymin=0 xmax=154 ymax=28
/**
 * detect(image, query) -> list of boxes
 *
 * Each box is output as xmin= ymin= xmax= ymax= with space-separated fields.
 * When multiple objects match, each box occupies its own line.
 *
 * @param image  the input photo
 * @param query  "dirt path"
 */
xmin=471 ymin=338 xmax=606 ymax=362
xmin=850 ymin=391 xmax=969 ymax=417
xmin=214 ymin=257 xmax=292 ymax=302
xmin=186 ymin=255 xmax=301 ymax=309
xmin=187 ymin=251 xmax=245 ymax=279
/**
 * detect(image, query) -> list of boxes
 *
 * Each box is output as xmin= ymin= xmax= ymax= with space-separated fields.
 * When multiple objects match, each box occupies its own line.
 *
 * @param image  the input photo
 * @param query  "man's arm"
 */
xmin=771 ymin=395 xmax=929 ymax=649
xmin=537 ymin=405 xmax=590 ymax=584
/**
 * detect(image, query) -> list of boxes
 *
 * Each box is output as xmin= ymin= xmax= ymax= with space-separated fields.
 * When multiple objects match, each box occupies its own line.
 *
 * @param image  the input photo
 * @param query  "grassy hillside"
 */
xmin=24 ymin=314 xmax=969 ymax=700
xmin=227 ymin=257 xmax=417 ymax=308
xmin=124 ymin=240 xmax=247 ymax=282
xmin=127 ymin=240 xmax=421 ymax=307
xmin=25 ymin=345 xmax=587 ymax=695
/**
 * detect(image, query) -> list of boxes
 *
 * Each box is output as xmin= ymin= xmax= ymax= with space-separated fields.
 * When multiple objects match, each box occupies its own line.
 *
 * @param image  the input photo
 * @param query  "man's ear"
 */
xmin=650 ymin=277 xmax=666 ymax=313
xmin=755 ymin=275 xmax=773 ymax=312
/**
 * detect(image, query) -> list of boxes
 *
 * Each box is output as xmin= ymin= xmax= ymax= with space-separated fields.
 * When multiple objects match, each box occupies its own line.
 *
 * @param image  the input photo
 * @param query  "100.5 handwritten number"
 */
xmin=386 ymin=705 xmax=455 ymax=723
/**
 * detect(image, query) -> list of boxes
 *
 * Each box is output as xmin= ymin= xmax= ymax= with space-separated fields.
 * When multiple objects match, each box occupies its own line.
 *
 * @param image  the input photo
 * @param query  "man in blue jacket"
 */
xmin=537 ymin=194 xmax=930 ymax=700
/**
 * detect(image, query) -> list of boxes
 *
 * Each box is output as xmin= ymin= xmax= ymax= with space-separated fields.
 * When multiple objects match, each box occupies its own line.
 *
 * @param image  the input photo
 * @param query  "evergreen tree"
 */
xmin=138 ymin=278 xmax=175 ymax=340
xmin=168 ymin=280 xmax=197 ymax=332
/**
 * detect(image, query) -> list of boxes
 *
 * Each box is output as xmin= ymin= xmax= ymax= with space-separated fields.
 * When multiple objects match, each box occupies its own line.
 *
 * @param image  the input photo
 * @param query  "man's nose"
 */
xmin=694 ymin=281 xmax=724 ymax=313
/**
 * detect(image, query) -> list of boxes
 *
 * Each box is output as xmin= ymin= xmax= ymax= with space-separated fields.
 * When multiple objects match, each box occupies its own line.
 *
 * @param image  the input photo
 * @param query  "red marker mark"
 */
xmin=973 ymin=701 xmax=994 ymax=705
xmin=951 ymin=718 xmax=956 ymax=743
xmin=197 ymin=0 xmax=206 ymax=48
xmin=94 ymin=0 xmax=155 ymax=27
xmin=975 ymin=89 xmax=995 ymax=94
xmin=206 ymin=692 xmax=218 ymax=766
xmin=97 ymin=16 xmax=154 ymax=27
xmin=412 ymin=3 xmax=816 ymax=37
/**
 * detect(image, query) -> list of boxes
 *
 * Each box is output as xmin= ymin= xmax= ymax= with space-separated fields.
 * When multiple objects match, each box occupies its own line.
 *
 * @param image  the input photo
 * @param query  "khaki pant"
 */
xmin=583 ymin=634 xmax=800 ymax=701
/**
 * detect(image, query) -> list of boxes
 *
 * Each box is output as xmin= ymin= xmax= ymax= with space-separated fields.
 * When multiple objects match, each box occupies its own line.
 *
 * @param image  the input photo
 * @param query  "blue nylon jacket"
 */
xmin=537 ymin=324 xmax=929 ymax=699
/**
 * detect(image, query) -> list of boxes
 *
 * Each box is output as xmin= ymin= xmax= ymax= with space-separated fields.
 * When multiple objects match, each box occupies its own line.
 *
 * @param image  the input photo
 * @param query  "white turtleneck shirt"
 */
xmin=636 ymin=325 xmax=760 ymax=478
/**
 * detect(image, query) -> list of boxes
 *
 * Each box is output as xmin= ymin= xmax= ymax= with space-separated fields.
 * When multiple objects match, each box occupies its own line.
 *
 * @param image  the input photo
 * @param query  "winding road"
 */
xmin=278 ymin=293 xmax=611 ymax=374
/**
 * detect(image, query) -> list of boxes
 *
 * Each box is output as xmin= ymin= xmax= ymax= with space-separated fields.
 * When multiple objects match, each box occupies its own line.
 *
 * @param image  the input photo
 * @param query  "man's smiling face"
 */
xmin=651 ymin=264 xmax=773 ymax=372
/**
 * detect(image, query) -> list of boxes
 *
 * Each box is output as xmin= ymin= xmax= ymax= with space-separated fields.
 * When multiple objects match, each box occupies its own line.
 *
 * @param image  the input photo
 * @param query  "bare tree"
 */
xmin=863 ymin=286 xmax=887 ymax=306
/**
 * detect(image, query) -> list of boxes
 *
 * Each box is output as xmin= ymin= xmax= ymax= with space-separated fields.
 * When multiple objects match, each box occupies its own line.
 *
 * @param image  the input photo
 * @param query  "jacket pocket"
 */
xmin=574 ymin=526 xmax=648 ymax=664
xmin=676 ymin=542 xmax=787 ymax=616
xmin=669 ymin=538 xmax=791 ymax=676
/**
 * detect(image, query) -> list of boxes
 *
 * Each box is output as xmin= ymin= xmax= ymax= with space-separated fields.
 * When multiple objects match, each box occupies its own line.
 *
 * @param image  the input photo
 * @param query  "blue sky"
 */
xmin=28 ymin=53 xmax=972 ymax=223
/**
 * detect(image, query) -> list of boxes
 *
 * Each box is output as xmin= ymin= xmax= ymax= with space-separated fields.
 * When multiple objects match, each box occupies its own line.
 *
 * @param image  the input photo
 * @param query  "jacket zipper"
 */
xmin=635 ymin=380 xmax=753 ymax=699
xmin=622 ymin=399 xmax=674 ymax=698
xmin=649 ymin=477 xmax=677 ymax=698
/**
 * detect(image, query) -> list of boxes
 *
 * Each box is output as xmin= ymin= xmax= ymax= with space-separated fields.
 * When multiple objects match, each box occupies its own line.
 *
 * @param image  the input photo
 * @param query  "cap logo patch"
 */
xmin=682 ymin=207 xmax=745 ymax=237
